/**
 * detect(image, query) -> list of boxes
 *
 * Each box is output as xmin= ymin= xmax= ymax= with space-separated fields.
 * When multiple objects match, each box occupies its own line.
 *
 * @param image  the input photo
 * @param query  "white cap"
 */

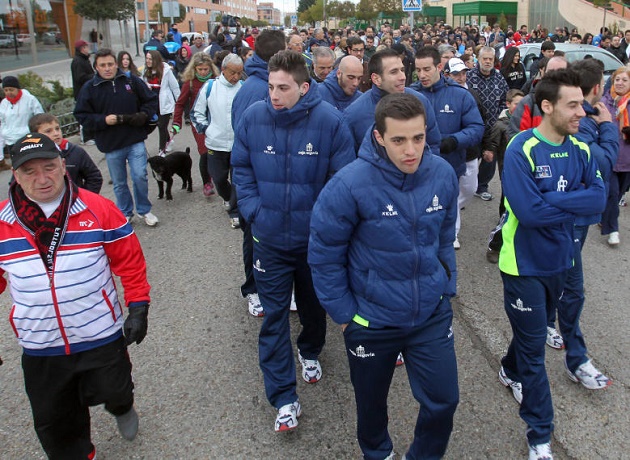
xmin=446 ymin=58 xmax=467 ymax=74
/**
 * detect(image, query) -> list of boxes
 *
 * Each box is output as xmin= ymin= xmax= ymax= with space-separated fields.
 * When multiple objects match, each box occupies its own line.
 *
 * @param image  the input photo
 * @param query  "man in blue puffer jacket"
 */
xmin=309 ymin=93 xmax=459 ymax=460
xmin=230 ymin=29 xmax=287 ymax=317
xmin=344 ymin=48 xmax=442 ymax=153
xmin=411 ymin=46 xmax=484 ymax=248
xmin=317 ymin=56 xmax=363 ymax=112
xmin=232 ymin=50 xmax=354 ymax=433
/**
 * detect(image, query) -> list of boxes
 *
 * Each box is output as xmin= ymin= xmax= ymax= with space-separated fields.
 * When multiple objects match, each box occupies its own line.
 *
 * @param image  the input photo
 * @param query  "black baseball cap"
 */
xmin=11 ymin=133 xmax=60 ymax=169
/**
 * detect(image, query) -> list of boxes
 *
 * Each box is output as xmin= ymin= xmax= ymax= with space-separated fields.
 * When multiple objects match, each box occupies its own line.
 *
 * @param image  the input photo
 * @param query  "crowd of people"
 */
xmin=0 ymin=17 xmax=626 ymax=460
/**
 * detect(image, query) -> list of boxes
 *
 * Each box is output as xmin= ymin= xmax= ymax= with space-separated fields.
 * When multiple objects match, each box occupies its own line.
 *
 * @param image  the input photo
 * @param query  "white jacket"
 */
xmin=0 ymin=89 xmax=44 ymax=145
xmin=192 ymin=74 xmax=242 ymax=152
xmin=145 ymin=63 xmax=180 ymax=115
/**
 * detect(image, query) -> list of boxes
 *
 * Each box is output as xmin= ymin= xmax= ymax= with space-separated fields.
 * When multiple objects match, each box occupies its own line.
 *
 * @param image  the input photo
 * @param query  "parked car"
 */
xmin=42 ymin=31 xmax=59 ymax=45
xmin=518 ymin=43 xmax=623 ymax=81
xmin=16 ymin=33 xmax=31 ymax=44
xmin=0 ymin=34 xmax=15 ymax=48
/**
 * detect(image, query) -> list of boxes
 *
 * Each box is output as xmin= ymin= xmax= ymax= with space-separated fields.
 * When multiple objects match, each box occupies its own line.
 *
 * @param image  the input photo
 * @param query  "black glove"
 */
xmin=440 ymin=136 xmax=458 ymax=154
xmin=622 ymin=126 xmax=630 ymax=144
xmin=121 ymin=112 xmax=148 ymax=127
xmin=123 ymin=304 xmax=149 ymax=345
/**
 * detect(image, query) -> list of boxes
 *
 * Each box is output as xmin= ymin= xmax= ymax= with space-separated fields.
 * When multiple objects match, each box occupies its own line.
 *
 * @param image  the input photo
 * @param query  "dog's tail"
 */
xmin=185 ymin=147 xmax=191 ymax=155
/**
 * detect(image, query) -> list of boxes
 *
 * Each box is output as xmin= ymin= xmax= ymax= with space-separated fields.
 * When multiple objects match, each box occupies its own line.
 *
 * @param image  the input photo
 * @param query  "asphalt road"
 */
xmin=0 ymin=98 xmax=628 ymax=459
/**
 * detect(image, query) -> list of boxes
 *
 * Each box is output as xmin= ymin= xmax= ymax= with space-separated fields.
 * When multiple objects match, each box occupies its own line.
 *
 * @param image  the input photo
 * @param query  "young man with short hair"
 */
xmin=411 ymin=46 xmax=484 ymax=249
xmin=344 ymin=48 xmax=441 ymax=153
xmin=498 ymin=68 xmax=606 ymax=460
xmin=309 ymin=92 xmax=459 ymax=460
xmin=231 ymin=50 xmax=354 ymax=432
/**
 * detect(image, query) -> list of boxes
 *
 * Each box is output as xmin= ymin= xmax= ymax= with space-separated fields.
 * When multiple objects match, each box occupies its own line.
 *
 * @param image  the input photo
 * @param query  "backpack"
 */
xmin=191 ymin=79 xmax=215 ymax=133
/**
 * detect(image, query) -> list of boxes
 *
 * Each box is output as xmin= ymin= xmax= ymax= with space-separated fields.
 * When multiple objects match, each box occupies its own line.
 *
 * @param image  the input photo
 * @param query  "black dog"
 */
xmin=147 ymin=148 xmax=193 ymax=200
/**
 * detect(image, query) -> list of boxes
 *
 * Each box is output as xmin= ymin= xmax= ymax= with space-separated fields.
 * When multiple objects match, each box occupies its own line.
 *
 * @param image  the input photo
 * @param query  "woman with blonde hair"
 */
xmin=143 ymin=50 xmax=180 ymax=156
xmin=171 ymin=52 xmax=220 ymax=196
xmin=602 ymin=66 xmax=630 ymax=245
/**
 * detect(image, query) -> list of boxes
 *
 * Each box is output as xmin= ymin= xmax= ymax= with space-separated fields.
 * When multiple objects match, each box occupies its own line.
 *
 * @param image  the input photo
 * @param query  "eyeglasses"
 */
xmin=350 ymin=48 xmax=364 ymax=53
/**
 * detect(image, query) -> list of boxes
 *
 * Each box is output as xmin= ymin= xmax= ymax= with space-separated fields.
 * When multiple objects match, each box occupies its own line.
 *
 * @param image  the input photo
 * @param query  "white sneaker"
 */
xmin=247 ymin=293 xmax=263 ymax=317
xmin=274 ymin=400 xmax=301 ymax=432
xmin=546 ymin=327 xmax=564 ymax=349
xmin=231 ymin=217 xmax=241 ymax=229
xmin=298 ymin=351 xmax=322 ymax=383
xmin=165 ymin=139 xmax=173 ymax=152
xmin=396 ymin=352 xmax=405 ymax=366
xmin=499 ymin=366 xmax=523 ymax=404
xmin=607 ymin=231 xmax=620 ymax=246
xmin=565 ymin=359 xmax=612 ymax=390
xmin=138 ymin=212 xmax=159 ymax=227
xmin=223 ymin=200 xmax=231 ymax=210
xmin=84 ymin=139 xmax=96 ymax=146
xmin=125 ymin=215 xmax=134 ymax=224
xmin=290 ymin=292 xmax=297 ymax=312
xmin=528 ymin=442 xmax=553 ymax=460
xmin=453 ymin=237 xmax=461 ymax=250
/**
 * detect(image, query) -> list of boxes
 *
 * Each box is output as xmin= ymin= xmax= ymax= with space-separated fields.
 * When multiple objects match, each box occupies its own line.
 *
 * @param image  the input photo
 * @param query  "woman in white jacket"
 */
xmin=0 ymin=76 xmax=44 ymax=170
xmin=143 ymin=51 xmax=180 ymax=156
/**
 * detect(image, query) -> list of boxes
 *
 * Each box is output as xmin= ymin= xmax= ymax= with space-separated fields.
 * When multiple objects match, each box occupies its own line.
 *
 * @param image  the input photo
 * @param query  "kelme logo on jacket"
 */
xmin=382 ymin=203 xmax=399 ymax=217
xmin=439 ymin=104 xmax=455 ymax=114
xmin=425 ymin=195 xmax=443 ymax=213
xmin=263 ymin=145 xmax=276 ymax=155
xmin=298 ymin=143 xmax=318 ymax=156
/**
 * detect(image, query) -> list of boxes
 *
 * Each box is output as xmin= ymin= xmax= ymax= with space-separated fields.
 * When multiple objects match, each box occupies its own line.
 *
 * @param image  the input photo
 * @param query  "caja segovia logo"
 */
xmin=298 ymin=142 xmax=318 ymax=156
xmin=425 ymin=195 xmax=443 ymax=213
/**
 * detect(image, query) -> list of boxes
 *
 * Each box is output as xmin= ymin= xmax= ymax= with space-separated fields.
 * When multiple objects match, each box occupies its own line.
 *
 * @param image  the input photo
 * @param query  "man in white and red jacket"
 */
xmin=0 ymin=133 xmax=151 ymax=459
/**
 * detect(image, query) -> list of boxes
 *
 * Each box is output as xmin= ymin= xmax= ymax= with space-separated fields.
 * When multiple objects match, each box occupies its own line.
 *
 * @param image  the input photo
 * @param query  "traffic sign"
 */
xmin=402 ymin=0 xmax=422 ymax=12
xmin=291 ymin=14 xmax=297 ymax=27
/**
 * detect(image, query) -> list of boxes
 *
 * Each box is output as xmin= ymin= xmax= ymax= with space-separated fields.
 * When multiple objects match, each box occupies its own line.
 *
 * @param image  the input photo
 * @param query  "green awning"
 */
xmin=452 ymin=1 xmax=517 ymax=16
xmin=423 ymin=6 xmax=447 ymax=17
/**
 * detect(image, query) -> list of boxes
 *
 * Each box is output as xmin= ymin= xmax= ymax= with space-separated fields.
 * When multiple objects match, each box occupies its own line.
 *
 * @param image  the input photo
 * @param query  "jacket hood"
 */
xmin=92 ymin=69 xmax=128 ymax=85
xmin=321 ymin=68 xmax=354 ymax=101
xmin=357 ymin=126 xmax=426 ymax=191
xmin=244 ymin=53 xmax=269 ymax=81
xmin=265 ymin=79 xmax=322 ymax=126
xmin=412 ymin=75 xmax=449 ymax=93
xmin=179 ymin=44 xmax=192 ymax=58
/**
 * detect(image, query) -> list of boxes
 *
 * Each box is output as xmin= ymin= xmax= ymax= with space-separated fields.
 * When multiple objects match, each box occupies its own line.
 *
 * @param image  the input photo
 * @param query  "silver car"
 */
xmin=518 ymin=43 xmax=624 ymax=80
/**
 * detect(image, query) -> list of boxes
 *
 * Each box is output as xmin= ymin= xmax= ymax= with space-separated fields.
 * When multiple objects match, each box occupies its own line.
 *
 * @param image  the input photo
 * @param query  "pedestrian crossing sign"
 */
xmin=402 ymin=0 xmax=422 ymax=12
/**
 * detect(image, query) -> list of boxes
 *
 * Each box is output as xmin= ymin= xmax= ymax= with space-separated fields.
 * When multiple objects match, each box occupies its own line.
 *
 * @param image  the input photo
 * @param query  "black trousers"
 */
xmin=207 ymin=149 xmax=238 ymax=218
xmin=22 ymin=335 xmax=134 ymax=459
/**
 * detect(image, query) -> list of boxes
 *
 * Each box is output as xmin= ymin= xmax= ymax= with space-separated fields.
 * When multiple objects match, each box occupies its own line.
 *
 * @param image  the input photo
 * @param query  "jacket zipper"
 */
xmin=409 ymin=190 xmax=419 ymax=327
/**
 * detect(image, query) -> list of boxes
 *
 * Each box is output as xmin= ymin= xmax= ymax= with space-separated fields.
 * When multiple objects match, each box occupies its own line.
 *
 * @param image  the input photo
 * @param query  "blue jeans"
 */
xmin=344 ymin=298 xmax=458 ymax=460
xmin=501 ymin=272 xmax=567 ymax=446
xmin=105 ymin=142 xmax=152 ymax=216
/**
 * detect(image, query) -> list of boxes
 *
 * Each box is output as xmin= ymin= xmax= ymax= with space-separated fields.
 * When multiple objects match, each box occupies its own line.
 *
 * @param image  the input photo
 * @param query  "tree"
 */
xmin=300 ymin=0 xmax=324 ymax=24
xmin=327 ymin=1 xmax=355 ymax=19
xmin=74 ymin=0 xmax=135 ymax=21
xmin=355 ymin=0 xmax=378 ymax=22
xmin=150 ymin=3 xmax=187 ymax=23
xmin=298 ymin=0 xmax=317 ymax=14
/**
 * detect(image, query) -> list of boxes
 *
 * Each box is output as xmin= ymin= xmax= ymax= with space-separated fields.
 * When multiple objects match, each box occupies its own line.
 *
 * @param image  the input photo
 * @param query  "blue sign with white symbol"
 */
xmin=402 ymin=0 xmax=422 ymax=12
